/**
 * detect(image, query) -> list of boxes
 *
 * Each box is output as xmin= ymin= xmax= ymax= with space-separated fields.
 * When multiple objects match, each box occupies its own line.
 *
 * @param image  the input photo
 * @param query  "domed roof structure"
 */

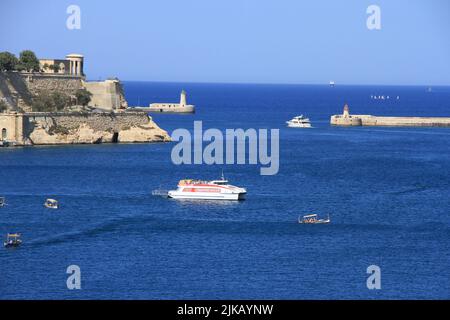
xmin=66 ymin=53 xmax=84 ymax=58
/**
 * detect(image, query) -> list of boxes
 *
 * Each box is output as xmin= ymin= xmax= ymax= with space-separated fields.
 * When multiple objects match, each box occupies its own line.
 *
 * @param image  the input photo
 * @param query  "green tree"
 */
xmin=0 ymin=51 xmax=19 ymax=71
xmin=32 ymin=90 xmax=71 ymax=112
xmin=51 ymin=92 xmax=70 ymax=110
xmin=19 ymin=50 xmax=40 ymax=72
xmin=75 ymin=89 xmax=92 ymax=106
xmin=32 ymin=91 xmax=54 ymax=112
xmin=49 ymin=64 xmax=60 ymax=73
xmin=15 ymin=63 xmax=26 ymax=72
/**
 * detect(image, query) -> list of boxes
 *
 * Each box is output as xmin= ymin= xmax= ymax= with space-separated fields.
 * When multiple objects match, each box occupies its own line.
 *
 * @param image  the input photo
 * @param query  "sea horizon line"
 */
xmin=105 ymin=80 xmax=450 ymax=88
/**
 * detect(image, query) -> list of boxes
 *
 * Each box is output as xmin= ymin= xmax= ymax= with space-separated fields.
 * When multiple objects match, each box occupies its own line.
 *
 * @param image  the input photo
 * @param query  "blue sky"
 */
xmin=1 ymin=0 xmax=449 ymax=85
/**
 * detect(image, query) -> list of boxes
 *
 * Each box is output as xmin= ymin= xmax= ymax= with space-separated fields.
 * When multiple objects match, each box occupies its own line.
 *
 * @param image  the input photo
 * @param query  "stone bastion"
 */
xmin=0 ymin=111 xmax=171 ymax=146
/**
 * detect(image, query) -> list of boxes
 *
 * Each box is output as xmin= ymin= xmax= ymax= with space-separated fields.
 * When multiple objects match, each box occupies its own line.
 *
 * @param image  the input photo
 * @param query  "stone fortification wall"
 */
xmin=0 ymin=72 xmax=127 ymax=112
xmin=20 ymin=73 xmax=83 ymax=96
xmin=0 ymin=111 xmax=170 ymax=146
xmin=83 ymin=80 xmax=127 ymax=110
xmin=0 ymin=72 xmax=83 ymax=111
xmin=27 ymin=111 xmax=146 ymax=132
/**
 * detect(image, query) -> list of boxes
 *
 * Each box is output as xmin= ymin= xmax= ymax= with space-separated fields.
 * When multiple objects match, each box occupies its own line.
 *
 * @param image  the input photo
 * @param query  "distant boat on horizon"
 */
xmin=329 ymin=81 xmax=335 ymax=87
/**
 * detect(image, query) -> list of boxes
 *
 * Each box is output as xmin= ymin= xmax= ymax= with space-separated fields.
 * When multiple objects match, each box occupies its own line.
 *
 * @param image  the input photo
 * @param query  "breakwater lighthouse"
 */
xmin=343 ymin=104 xmax=350 ymax=118
xmin=179 ymin=90 xmax=187 ymax=107
xmin=330 ymin=104 xmax=363 ymax=126
xmin=331 ymin=103 xmax=450 ymax=127
xmin=146 ymin=90 xmax=195 ymax=113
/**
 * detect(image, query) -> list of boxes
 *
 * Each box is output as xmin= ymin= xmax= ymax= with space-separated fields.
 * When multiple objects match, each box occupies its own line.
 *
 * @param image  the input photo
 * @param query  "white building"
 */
xmin=147 ymin=90 xmax=195 ymax=113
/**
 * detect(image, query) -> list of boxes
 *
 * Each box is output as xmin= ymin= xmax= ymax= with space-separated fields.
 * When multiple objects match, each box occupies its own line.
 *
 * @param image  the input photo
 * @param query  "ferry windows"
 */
xmin=182 ymin=188 xmax=221 ymax=193
xmin=193 ymin=188 xmax=221 ymax=193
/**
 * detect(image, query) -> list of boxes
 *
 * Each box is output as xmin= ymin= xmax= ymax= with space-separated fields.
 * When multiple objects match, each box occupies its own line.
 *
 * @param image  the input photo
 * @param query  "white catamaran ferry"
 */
xmin=168 ymin=175 xmax=246 ymax=200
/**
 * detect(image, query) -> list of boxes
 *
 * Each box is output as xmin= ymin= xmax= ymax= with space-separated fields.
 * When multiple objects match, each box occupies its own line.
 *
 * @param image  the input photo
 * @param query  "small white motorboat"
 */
xmin=298 ymin=214 xmax=330 ymax=224
xmin=4 ymin=233 xmax=22 ymax=248
xmin=44 ymin=198 xmax=58 ymax=209
xmin=0 ymin=197 xmax=5 ymax=207
xmin=286 ymin=115 xmax=312 ymax=128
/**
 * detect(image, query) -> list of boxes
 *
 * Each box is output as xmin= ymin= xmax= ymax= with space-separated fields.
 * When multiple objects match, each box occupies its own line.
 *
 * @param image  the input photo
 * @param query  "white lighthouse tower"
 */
xmin=147 ymin=89 xmax=195 ymax=113
xmin=180 ymin=90 xmax=187 ymax=107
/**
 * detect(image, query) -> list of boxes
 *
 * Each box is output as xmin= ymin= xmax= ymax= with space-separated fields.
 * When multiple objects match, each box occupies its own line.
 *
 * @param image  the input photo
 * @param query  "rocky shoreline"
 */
xmin=0 ymin=111 xmax=171 ymax=146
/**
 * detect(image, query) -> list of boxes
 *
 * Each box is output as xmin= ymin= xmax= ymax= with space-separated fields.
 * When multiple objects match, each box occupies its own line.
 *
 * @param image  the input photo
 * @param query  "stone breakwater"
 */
xmin=0 ymin=111 xmax=171 ymax=146
xmin=331 ymin=114 xmax=450 ymax=127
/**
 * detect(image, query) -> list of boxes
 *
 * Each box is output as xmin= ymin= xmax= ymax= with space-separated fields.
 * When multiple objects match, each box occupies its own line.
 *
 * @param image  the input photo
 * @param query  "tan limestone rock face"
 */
xmin=29 ymin=127 xmax=59 ymax=144
xmin=29 ymin=123 xmax=109 ymax=144
xmin=72 ymin=124 xmax=111 ymax=144
xmin=27 ymin=113 xmax=171 ymax=145
xmin=118 ymin=119 xmax=171 ymax=143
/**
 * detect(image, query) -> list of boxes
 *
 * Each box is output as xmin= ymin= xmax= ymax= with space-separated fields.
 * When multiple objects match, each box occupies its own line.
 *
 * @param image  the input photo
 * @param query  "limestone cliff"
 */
xmin=21 ymin=111 xmax=171 ymax=145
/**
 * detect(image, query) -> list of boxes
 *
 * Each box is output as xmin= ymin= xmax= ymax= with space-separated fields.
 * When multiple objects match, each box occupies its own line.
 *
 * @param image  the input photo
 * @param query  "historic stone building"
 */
xmin=0 ymin=52 xmax=150 ymax=147
xmin=1 ymin=53 xmax=127 ymax=112
xmin=0 ymin=112 xmax=25 ymax=145
xmin=39 ymin=53 xmax=84 ymax=76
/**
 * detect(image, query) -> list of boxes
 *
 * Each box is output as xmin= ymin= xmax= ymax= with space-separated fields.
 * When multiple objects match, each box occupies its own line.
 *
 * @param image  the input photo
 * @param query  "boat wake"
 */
xmin=25 ymin=215 xmax=153 ymax=248
xmin=385 ymin=185 xmax=429 ymax=195
xmin=151 ymin=189 xmax=169 ymax=197
xmin=19 ymin=214 xmax=450 ymax=249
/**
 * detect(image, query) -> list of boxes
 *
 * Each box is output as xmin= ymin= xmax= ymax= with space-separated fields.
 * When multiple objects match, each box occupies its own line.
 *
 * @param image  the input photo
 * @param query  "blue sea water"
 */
xmin=0 ymin=82 xmax=449 ymax=299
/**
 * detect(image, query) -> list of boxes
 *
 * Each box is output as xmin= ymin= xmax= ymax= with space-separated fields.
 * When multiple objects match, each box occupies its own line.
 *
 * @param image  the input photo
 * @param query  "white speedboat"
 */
xmin=44 ymin=198 xmax=58 ymax=209
xmin=168 ymin=175 xmax=246 ymax=201
xmin=298 ymin=214 xmax=330 ymax=224
xmin=286 ymin=115 xmax=312 ymax=128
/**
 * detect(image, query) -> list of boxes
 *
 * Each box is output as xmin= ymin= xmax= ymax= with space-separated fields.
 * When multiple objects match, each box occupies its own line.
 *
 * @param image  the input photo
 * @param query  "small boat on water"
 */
xmin=168 ymin=174 xmax=246 ymax=201
xmin=0 ymin=197 xmax=5 ymax=207
xmin=0 ymin=140 xmax=10 ymax=147
xmin=4 ymin=233 xmax=22 ymax=248
xmin=44 ymin=198 xmax=58 ymax=209
xmin=286 ymin=115 xmax=312 ymax=128
xmin=298 ymin=214 xmax=330 ymax=224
